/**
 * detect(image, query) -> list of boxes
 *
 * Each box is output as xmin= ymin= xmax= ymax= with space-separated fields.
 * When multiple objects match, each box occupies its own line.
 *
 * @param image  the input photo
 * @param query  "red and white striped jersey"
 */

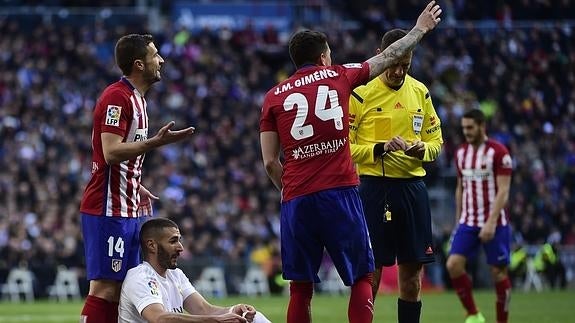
xmin=455 ymin=139 xmax=513 ymax=227
xmin=80 ymin=77 xmax=149 ymax=218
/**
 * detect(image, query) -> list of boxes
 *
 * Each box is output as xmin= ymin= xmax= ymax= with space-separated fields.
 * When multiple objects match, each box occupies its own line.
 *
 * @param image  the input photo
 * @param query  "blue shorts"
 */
xmin=359 ymin=176 xmax=435 ymax=267
xmin=449 ymin=224 xmax=511 ymax=266
xmin=280 ymin=186 xmax=374 ymax=286
xmin=81 ymin=213 xmax=142 ymax=281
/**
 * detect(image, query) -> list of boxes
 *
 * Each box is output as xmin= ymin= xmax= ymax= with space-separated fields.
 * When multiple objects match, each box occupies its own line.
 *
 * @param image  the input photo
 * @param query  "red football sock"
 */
xmin=80 ymin=295 xmax=119 ymax=323
xmin=495 ymin=277 xmax=511 ymax=323
xmin=451 ymin=274 xmax=478 ymax=315
xmin=349 ymin=273 xmax=374 ymax=323
xmin=287 ymin=281 xmax=313 ymax=323
xmin=108 ymin=301 xmax=119 ymax=322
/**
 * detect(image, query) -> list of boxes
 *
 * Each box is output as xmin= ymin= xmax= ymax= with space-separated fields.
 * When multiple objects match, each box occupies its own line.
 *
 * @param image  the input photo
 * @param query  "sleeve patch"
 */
xmin=105 ymin=105 xmax=122 ymax=126
xmin=148 ymin=279 xmax=159 ymax=296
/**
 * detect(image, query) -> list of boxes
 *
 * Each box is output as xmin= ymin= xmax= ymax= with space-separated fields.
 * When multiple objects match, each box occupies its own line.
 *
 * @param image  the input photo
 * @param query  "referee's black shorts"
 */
xmin=358 ymin=175 xmax=435 ymax=267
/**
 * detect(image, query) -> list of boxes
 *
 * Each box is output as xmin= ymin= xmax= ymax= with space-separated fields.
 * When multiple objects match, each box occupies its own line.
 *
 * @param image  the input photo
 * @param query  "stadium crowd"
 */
xmin=0 ymin=1 xmax=574 ymax=297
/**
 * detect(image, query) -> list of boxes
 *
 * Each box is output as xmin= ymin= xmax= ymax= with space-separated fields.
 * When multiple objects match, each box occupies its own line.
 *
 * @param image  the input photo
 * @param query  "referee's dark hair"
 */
xmin=462 ymin=109 xmax=486 ymax=125
xmin=288 ymin=30 xmax=328 ymax=68
xmin=140 ymin=218 xmax=179 ymax=254
xmin=381 ymin=29 xmax=408 ymax=50
xmin=115 ymin=34 xmax=154 ymax=76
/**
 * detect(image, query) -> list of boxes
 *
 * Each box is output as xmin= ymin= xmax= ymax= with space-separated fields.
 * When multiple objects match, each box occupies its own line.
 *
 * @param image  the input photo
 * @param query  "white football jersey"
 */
xmin=118 ymin=261 xmax=197 ymax=323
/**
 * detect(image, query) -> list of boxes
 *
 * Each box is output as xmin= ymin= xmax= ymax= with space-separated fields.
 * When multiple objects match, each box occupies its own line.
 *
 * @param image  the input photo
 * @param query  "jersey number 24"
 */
xmin=283 ymin=85 xmax=343 ymax=140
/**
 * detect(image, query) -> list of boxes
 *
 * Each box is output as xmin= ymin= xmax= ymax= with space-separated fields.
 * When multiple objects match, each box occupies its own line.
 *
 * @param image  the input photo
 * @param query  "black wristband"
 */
xmin=373 ymin=143 xmax=387 ymax=156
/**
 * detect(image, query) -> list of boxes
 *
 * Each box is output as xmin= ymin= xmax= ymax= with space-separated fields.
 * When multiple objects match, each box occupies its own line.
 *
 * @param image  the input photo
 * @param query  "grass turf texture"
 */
xmin=0 ymin=290 xmax=572 ymax=322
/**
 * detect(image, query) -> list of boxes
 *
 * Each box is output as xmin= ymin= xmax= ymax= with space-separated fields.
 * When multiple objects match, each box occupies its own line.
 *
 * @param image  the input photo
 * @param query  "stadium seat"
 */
xmin=193 ymin=267 xmax=228 ymax=298
xmin=239 ymin=266 xmax=270 ymax=296
xmin=47 ymin=267 xmax=81 ymax=302
xmin=320 ymin=266 xmax=348 ymax=295
xmin=1 ymin=268 xmax=35 ymax=302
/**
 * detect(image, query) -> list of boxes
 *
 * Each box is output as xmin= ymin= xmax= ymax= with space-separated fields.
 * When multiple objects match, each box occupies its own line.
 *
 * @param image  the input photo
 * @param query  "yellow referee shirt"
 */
xmin=349 ymin=74 xmax=443 ymax=178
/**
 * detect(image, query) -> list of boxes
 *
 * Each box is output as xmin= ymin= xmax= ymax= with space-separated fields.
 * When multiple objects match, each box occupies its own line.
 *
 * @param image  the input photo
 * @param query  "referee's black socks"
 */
xmin=398 ymin=298 xmax=422 ymax=323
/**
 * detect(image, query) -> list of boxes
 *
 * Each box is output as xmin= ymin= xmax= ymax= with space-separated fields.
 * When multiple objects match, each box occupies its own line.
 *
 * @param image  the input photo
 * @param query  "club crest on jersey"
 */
xmin=105 ymin=105 xmax=122 ymax=126
xmin=111 ymin=259 xmax=122 ymax=272
xmin=148 ymin=279 xmax=159 ymax=296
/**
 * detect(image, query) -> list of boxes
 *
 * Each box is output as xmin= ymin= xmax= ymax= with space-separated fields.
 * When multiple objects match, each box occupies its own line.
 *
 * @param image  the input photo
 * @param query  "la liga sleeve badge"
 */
xmin=105 ymin=105 xmax=122 ymax=126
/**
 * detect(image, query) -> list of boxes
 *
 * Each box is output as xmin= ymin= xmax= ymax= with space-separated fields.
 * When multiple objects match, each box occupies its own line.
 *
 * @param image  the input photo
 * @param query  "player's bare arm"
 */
xmin=182 ymin=293 xmax=251 ymax=322
xmin=183 ymin=292 xmax=228 ymax=316
xmin=141 ymin=302 xmax=247 ymax=323
xmin=260 ymin=131 xmax=283 ymax=190
xmin=454 ymin=176 xmax=463 ymax=225
xmin=366 ymin=1 xmax=442 ymax=80
xmin=101 ymin=121 xmax=195 ymax=164
xmin=479 ymin=174 xmax=511 ymax=243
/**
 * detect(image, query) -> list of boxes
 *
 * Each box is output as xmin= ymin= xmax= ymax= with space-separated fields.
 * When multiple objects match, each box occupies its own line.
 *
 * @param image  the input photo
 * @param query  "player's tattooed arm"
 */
xmin=366 ymin=29 xmax=425 ymax=80
xmin=366 ymin=1 xmax=441 ymax=80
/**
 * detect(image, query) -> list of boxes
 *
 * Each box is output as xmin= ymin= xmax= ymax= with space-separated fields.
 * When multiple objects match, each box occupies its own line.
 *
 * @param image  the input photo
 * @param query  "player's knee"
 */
xmin=490 ymin=266 xmax=508 ymax=282
xmin=446 ymin=256 xmax=465 ymax=277
xmin=399 ymin=274 xmax=421 ymax=301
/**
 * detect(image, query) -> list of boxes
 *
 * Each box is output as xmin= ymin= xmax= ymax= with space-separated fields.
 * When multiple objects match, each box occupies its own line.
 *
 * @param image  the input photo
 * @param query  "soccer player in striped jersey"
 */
xmin=349 ymin=28 xmax=443 ymax=323
xmin=260 ymin=3 xmax=442 ymax=323
xmin=446 ymin=109 xmax=513 ymax=323
xmin=79 ymin=34 xmax=195 ymax=323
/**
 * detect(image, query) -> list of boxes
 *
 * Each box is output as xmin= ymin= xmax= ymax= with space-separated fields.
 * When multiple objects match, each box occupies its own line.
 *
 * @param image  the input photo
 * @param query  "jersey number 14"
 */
xmin=107 ymin=236 xmax=125 ymax=258
xmin=283 ymin=85 xmax=343 ymax=140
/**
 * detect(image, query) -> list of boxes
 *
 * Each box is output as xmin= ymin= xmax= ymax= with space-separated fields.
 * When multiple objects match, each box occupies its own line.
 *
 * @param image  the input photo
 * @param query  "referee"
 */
xmin=349 ymin=29 xmax=443 ymax=323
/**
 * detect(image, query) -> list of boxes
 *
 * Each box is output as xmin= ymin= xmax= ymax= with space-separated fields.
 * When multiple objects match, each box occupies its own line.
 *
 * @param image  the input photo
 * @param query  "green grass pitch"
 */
xmin=0 ymin=290 xmax=573 ymax=322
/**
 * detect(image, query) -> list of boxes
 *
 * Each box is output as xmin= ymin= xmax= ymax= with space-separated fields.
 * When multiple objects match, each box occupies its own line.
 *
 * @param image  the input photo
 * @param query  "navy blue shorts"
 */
xmin=359 ymin=176 xmax=435 ymax=267
xmin=81 ymin=213 xmax=142 ymax=281
xmin=450 ymin=224 xmax=511 ymax=266
xmin=280 ymin=186 xmax=374 ymax=286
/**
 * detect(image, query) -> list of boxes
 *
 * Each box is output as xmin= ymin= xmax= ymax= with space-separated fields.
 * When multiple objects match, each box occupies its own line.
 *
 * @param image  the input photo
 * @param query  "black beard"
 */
xmin=143 ymin=68 xmax=160 ymax=84
xmin=157 ymin=244 xmax=177 ymax=270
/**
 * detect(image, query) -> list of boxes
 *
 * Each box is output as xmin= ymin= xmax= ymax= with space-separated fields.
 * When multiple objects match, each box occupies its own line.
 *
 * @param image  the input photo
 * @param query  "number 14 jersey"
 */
xmin=260 ymin=63 xmax=370 ymax=201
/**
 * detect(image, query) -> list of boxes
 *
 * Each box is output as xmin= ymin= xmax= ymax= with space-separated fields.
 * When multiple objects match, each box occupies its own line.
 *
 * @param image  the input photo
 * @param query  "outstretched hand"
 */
xmin=151 ymin=121 xmax=195 ymax=147
xmin=415 ymin=1 xmax=442 ymax=33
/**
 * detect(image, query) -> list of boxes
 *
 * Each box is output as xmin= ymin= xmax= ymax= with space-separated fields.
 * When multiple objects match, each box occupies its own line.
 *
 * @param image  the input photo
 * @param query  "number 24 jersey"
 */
xmin=260 ymin=63 xmax=370 ymax=201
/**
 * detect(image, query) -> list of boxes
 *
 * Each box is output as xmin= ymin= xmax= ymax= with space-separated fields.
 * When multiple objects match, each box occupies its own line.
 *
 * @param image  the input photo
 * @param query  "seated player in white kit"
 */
xmin=119 ymin=217 xmax=271 ymax=323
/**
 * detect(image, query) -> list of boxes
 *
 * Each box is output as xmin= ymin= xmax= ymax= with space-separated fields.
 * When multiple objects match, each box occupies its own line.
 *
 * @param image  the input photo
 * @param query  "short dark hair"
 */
xmin=381 ymin=29 xmax=408 ymax=50
xmin=288 ymin=30 xmax=328 ymax=68
xmin=115 ymin=34 xmax=154 ymax=76
xmin=462 ymin=109 xmax=486 ymax=125
xmin=140 ymin=218 xmax=179 ymax=253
